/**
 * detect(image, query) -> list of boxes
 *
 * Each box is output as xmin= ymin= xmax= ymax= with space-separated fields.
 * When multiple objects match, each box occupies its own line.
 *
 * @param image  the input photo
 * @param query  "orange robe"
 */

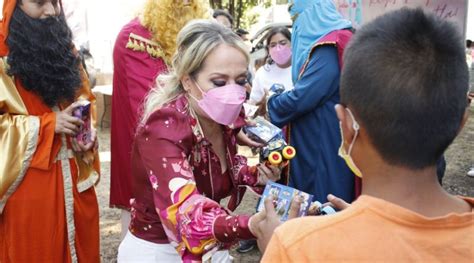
xmin=0 ymin=61 xmax=100 ymax=262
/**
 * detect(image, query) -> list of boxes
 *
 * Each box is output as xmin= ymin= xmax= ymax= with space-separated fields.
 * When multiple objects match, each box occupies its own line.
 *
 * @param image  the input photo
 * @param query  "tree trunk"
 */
xmin=228 ymin=0 xmax=235 ymax=22
xmin=209 ymin=0 xmax=223 ymax=9
xmin=236 ymin=0 xmax=243 ymax=29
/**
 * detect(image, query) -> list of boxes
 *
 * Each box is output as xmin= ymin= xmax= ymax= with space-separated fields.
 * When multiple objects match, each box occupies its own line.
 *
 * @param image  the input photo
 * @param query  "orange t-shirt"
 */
xmin=262 ymin=195 xmax=474 ymax=262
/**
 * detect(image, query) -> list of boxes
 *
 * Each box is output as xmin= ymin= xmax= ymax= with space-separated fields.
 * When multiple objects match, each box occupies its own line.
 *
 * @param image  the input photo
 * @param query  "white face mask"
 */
xmin=338 ymin=108 xmax=362 ymax=178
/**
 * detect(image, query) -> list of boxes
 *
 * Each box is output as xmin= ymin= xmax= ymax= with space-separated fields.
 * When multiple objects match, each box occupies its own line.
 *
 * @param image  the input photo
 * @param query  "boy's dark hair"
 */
xmin=340 ymin=8 xmax=469 ymax=169
xmin=212 ymin=9 xmax=234 ymax=27
xmin=467 ymin=39 xmax=472 ymax=48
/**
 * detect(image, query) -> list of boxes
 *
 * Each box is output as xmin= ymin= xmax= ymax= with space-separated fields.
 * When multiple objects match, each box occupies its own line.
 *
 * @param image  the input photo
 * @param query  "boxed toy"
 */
xmin=257 ymin=181 xmax=313 ymax=221
xmin=244 ymin=117 xmax=296 ymax=166
xmin=244 ymin=116 xmax=281 ymax=144
xmin=72 ymin=100 xmax=92 ymax=144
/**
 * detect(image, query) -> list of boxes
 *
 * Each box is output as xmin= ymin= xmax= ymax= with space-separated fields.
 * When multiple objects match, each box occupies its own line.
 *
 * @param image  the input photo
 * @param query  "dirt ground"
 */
xmin=96 ymin=105 xmax=474 ymax=263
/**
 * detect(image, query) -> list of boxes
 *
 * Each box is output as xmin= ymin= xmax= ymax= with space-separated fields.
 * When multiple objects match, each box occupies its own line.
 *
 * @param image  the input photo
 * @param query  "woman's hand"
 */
xmin=236 ymin=130 xmax=264 ymax=148
xmin=257 ymin=164 xmax=281 ymax=185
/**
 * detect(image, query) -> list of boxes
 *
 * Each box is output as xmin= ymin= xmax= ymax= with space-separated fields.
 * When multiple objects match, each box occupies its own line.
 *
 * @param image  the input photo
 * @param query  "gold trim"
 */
xmin=0 ymin=58 xmax=27 ymax=115
xmin=77 ymin=171 xmax=99 ymax=193
xmin=126 ymin=33 xmax=165 ymax=59
xmin=0 ymin=116 xmax=39 ymax=213
xmin=297 ymin=41 xmax=337 ymax=80
xmin=129 ymin=32 xmax=160 ymax=47
xmin=53 ymin=105 xmax=77 ymax=262
xmin=59 ymin=133 xmax=78 ymax=263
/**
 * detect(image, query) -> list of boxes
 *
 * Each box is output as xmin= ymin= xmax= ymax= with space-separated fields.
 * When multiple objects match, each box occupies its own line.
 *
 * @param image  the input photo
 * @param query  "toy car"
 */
xmin=244 ymin=117 xmax=296 ymax=167
xmin=261 ymin=134 xmax=296 ymax=166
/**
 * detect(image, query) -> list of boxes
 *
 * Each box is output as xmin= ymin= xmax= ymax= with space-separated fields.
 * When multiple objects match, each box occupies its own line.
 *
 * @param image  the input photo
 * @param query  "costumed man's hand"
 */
xmin=71 ymin=128 xmax=98 ymax=166
xmin=71 ymin=128 xmax=98 ymax=153
xmin=256 ymin=164 xmax=281 ymax=185
xmin=249 ymin=196 xmax=302 ymax=253
xmin=55 ymin=101 xmax=84 ymax=135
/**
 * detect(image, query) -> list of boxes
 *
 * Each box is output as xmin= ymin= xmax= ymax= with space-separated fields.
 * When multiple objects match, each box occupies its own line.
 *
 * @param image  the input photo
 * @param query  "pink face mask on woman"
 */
xmin=189 ymin=81 xmax=247 ymax=125
xmin=269 ymin=44 xmax=292 ymax=65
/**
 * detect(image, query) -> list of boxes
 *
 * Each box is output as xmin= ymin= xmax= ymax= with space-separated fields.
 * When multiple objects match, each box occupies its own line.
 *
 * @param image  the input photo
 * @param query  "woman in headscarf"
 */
xmin=267 ymin=0 xmax=358 ymax=203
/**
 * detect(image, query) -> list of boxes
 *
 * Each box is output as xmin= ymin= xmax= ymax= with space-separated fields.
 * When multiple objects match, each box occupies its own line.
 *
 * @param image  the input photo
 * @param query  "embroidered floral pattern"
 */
xmin=130 ymin=95 xmax=262 ymax=261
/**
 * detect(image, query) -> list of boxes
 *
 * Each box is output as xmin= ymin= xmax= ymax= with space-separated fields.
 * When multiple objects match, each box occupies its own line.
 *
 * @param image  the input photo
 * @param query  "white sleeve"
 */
xmin=249 ymin=70 xmax=265 ymax=104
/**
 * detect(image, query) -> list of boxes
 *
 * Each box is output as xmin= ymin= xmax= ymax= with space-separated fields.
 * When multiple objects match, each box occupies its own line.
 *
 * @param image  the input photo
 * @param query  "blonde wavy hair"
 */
xmin=140 ymin=20 xmax=250 ymax=125
xmin=142 ymin=0 xmax=210 ymax=63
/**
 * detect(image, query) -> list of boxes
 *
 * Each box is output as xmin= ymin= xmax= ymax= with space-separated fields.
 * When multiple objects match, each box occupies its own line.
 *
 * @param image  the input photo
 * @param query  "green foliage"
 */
xmin=210 ymin=0 xmax=272 ymax=29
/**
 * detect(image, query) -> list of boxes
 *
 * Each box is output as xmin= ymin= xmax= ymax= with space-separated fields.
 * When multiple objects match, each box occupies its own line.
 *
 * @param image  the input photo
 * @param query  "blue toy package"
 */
xmin=244 ymin=116 xmax=281 ymax=144
xmin=257 ymin=181 xmax=313 ymax=221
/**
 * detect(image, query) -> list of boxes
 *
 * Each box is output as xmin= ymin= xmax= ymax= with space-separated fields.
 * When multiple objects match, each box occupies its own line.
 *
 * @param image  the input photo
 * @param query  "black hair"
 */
xmin=236 ymin=28 xmax=249 ymax=37
xmin=7 ymin=6 xmax=82 ymax=107
xmin=212 ymin=9 xmax=234 ymax=28
xmin=264 ymin=26 xmax=291 ymax=67
xmin=340 ymin=8 xmax=469 ymax=169
xmin=467 ymin=39 xmax=472 ymax=48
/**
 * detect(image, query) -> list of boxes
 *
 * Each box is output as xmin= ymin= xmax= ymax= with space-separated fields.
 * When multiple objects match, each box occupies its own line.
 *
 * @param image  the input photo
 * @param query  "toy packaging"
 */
xmin=243 ymin=103 xmax=259 ymax=118
xmin=311 ymin=201 xmax=337 ymax=215
xmin=268 ymin=83 xmax=286 ymax=97
xmin=72 ymin=100 xmax=92 ymax=144
xmin=244 ymin=116 xmax=281 ymax=144
xmin=257 ymin=181 xmax=313 ymax=221
xmin=244 ymin=117 xmax=296 ymax=166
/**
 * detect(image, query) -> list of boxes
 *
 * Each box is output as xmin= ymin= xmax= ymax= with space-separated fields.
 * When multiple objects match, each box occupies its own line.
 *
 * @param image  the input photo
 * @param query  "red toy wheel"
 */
xmin=268 ymin=152 xmax=283 ymax=165
xmin=282 ymin=146 xmax=296 ymax=160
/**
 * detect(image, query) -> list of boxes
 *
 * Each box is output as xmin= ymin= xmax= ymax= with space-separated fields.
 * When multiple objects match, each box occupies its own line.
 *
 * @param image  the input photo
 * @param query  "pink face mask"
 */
xmin=190 ymin=81 xmax=246 ymax=125
xmin=269 ymin=44 xmax=292 ymax=65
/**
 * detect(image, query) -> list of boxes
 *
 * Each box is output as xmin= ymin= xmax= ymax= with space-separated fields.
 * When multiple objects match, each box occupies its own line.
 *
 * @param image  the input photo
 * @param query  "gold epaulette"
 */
xmin=126 ymin=33 xmax=165 ymax=59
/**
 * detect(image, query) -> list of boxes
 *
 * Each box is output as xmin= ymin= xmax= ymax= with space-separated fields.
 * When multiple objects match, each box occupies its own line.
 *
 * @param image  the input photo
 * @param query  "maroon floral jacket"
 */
xmin=129 ymin=95 xmax=262 ymax=262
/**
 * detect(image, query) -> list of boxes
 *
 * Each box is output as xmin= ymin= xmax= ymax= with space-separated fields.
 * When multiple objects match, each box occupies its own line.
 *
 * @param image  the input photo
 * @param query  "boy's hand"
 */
xmin=249 ymin=196 xmax=302 ymax=253
xmin=325 ymin=194 xmax=351 ymax=210
xmin=308 ymin=194 xmax=351 ymax=215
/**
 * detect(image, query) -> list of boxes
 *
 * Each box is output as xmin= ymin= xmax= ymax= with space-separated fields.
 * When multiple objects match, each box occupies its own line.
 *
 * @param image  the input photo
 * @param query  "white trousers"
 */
xmin=120 ymin=209 xmax=131 ymax=241
xmin=118 ymin=231 xmax=232 ymax=262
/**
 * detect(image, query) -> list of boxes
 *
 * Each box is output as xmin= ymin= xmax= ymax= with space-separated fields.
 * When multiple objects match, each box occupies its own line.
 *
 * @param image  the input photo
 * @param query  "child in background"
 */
xmin=248 ymin=26 xmax=293 ymax=116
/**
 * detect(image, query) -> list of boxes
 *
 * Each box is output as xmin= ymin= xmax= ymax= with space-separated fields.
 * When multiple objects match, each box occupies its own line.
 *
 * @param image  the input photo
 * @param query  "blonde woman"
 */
xmin=110 ymin=0 xmax=210 ymax=239
xmin=117 ymin=20 xmax=281 ymax=262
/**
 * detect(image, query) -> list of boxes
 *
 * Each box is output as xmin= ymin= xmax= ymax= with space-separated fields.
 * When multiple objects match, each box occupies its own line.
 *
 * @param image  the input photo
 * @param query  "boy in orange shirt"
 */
xmin=250 ymin=7 xmax=474 ymax=262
